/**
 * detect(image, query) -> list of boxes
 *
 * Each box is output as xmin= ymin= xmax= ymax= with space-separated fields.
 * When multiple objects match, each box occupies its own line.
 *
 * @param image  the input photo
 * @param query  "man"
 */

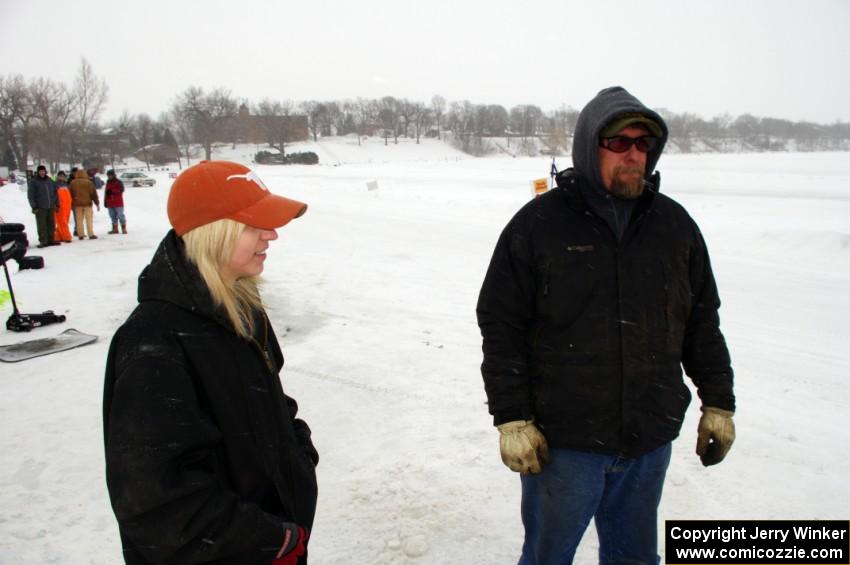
xmin=69 ymin=169 xmax=100 ymax=240
xmin=27 ymin=165 xmax=59 ymax=247
xmin=477 ymin=86 xmax=736 ymax=564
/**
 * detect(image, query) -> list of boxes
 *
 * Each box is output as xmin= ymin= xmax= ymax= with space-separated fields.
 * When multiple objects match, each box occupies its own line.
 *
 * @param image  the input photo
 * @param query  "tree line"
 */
xmin=2 ymin=61 xmax=849 ymax=171
xmin=1 ymin=59 xmax=108 ymax=172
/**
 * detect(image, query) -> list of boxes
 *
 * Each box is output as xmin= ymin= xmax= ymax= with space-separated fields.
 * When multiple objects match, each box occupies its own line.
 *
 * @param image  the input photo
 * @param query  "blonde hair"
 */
xmin=181 ymin=218 xmax=264 ymax=338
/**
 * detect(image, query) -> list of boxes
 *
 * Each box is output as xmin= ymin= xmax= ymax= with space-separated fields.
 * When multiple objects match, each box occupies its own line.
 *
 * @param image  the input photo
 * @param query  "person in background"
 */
xmin=477 ymin=86 xmax=736 ymax=564
xmin=27 ymin=164 xmax=59 ymax=247
xmin=104 ymin=160 xmax=318 ymax=564
xmin=54 ymin=170 xmax=73 ymax=243
xmin=104 ymin=170 xmax=127 ymax=234
xmin=89 ymin=167 xmax=104 ymax=190
xmin=69 ymin=169 xmax=100 ymax=239
xmin=68 ymin=166 xmax=79 ymax=234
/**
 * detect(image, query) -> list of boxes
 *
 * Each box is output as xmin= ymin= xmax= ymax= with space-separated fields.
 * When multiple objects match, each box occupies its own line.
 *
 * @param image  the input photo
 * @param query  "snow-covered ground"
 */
xmin=1 ymin=140 xmax=848 ymax=564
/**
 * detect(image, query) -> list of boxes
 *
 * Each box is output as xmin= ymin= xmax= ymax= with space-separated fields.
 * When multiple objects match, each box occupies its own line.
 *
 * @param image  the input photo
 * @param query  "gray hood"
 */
xmin=572 ymin=86 xmax=669 ymax=191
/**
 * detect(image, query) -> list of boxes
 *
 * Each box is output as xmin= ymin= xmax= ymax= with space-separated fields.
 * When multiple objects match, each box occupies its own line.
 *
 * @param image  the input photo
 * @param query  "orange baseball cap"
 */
xmin=167 ymin=161 xmax=307 ymax=236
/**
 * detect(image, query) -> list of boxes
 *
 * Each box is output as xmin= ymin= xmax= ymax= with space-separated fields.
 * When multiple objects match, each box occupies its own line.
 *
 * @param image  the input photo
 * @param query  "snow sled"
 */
xmin=0 ymin=328 xmax=97 ymax=362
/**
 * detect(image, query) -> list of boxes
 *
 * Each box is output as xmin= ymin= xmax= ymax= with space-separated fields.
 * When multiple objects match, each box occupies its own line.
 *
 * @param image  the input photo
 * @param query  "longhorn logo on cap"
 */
xmin=226 ymin=170 xmax=270 ymax=192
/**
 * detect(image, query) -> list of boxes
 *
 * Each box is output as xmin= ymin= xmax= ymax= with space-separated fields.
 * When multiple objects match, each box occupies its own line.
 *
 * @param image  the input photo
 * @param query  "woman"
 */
xmin=104 ymin=160 xmax=318 ymax=564
xmin=104 ymin=170 xmax=127 ymax=234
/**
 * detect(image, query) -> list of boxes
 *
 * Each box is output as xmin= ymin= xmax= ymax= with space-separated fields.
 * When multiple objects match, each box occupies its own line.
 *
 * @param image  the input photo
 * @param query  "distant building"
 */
xmin=219 ymin=105 xmax=309 ymax=146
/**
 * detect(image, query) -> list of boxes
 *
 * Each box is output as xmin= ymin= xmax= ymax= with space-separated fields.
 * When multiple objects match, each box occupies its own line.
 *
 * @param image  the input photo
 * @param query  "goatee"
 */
xmin=608 ymin=166 xmax=645 ymax=200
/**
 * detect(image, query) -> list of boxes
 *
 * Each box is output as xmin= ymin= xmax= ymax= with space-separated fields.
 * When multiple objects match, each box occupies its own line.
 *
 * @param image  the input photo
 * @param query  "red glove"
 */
xmin=271 ymin=526 xmax=308 ymax=565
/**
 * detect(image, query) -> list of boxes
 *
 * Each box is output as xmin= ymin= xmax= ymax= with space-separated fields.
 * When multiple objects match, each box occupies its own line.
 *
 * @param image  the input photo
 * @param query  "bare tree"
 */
xmin=481 ymin=104 xmax=508 ymax=137
xmin=349 ymin=97 xmax=375 ymax=146
xmin=300 ymin=101 xmax=326 ymax=142
xmin=0 ymin=75 xmax=37 ymax=170
xmin=98 ymin=111 xmax=132 ymax=170
xmin=330 ymin=101 xmax=351 ymax=135
xmin=255 ymin=98 xmax=282 ymax=148
xmin=431 ymin=95 xmax=446 ymax=140
xmin=175 ymin=86 xmax=237 ymax=160
xmin=543 ymin=105 xmax=578 ymax=153
xmin=255 ymin=98 xmax=299 ymax=155
xmin=510 ymin=104 xmax=543 ymax=141
xmin=209 ymin=89 xmax=239 ymax=149
xmin=155 ymin=111 xmax=182 ymax=169
xmin=73 ymin=58 xmax=109 ymax=153
xmin=448 ymin=100 xmax=475 ymax=151
xmin=397 ymin=99 xmax=418 ymax=139
xmin=135 ymin=114 xmax=154 ymax=170
xmin=29 ymin=77 xmax=76 ymax=170
xmin=320 ymin=101 xmax=341 ymax=136
xmin=666 ymin=112 xmax=707 ymax=152
xmin=733 ymin=114 xmax=759 ymax=150
xmin=411 ymin=102 xmax=431 ymax=144
xmin=378 ymin=96 xmax=400 ymax=145
xmin=168 ymin=104 xmax=194 ymax=168
xmin=277 ymin=99 xmax=296 ymax=155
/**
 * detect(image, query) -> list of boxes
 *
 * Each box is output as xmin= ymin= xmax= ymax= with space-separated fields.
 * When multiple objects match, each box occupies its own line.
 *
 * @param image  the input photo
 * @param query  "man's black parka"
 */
xmin=477 ymin=87 xmax=735 ymax=458
xmin=104 ymin=231 xmax=318 ymax=564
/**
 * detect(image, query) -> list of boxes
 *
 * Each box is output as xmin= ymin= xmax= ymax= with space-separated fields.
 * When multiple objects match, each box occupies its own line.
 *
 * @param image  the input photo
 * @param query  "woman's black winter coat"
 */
xmin=104 ymin=231 xmax=318 ymax=564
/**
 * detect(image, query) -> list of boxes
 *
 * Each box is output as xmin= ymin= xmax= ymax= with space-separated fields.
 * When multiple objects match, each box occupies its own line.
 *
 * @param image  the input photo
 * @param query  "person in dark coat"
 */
xmin=104 ymin=160 xmax=317 ymax=564
xmin=477 ymin=86 xmax=736 ymax=564
xmin=27 ymin=164 xmax=59 ymax=247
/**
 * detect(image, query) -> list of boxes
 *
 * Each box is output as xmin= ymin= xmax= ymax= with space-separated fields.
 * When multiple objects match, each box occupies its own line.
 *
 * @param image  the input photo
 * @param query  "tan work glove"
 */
xmin=497 ymin=419 xmax=550 ymax=474
xmin=696 ymin=406 xmax=735 ymax=467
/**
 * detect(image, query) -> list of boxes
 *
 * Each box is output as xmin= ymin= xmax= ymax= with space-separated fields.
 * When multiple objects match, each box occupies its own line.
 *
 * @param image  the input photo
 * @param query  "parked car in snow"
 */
xmin=119 ymin=172 xmax=156 ymax=187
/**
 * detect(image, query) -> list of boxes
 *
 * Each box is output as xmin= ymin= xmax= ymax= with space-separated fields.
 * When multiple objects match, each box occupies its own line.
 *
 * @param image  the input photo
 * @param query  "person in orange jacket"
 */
xmin=53 ymin=171 xmax=73 ymax=243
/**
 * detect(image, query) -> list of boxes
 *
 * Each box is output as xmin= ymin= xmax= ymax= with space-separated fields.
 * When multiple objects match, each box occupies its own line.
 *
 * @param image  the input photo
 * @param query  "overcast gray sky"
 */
xmin=3 ymin=0 xmax=849 ymax=124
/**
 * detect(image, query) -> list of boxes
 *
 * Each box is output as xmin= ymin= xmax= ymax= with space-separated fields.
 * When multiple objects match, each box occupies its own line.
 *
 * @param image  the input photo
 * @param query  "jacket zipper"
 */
xmin=615 ymin=209 xmax=650 ymax=449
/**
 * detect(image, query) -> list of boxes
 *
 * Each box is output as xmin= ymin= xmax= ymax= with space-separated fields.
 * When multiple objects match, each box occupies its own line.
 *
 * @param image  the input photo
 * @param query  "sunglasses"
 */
xmin=599 ymin=135 xmax=658 ymax=153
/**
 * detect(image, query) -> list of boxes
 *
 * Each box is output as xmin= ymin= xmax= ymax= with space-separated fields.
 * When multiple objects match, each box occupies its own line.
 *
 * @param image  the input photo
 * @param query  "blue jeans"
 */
xmin=519 ymin=442 xmax=672 ymax=565
xmin=108 ymin=206 xmax=126 ymax=224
